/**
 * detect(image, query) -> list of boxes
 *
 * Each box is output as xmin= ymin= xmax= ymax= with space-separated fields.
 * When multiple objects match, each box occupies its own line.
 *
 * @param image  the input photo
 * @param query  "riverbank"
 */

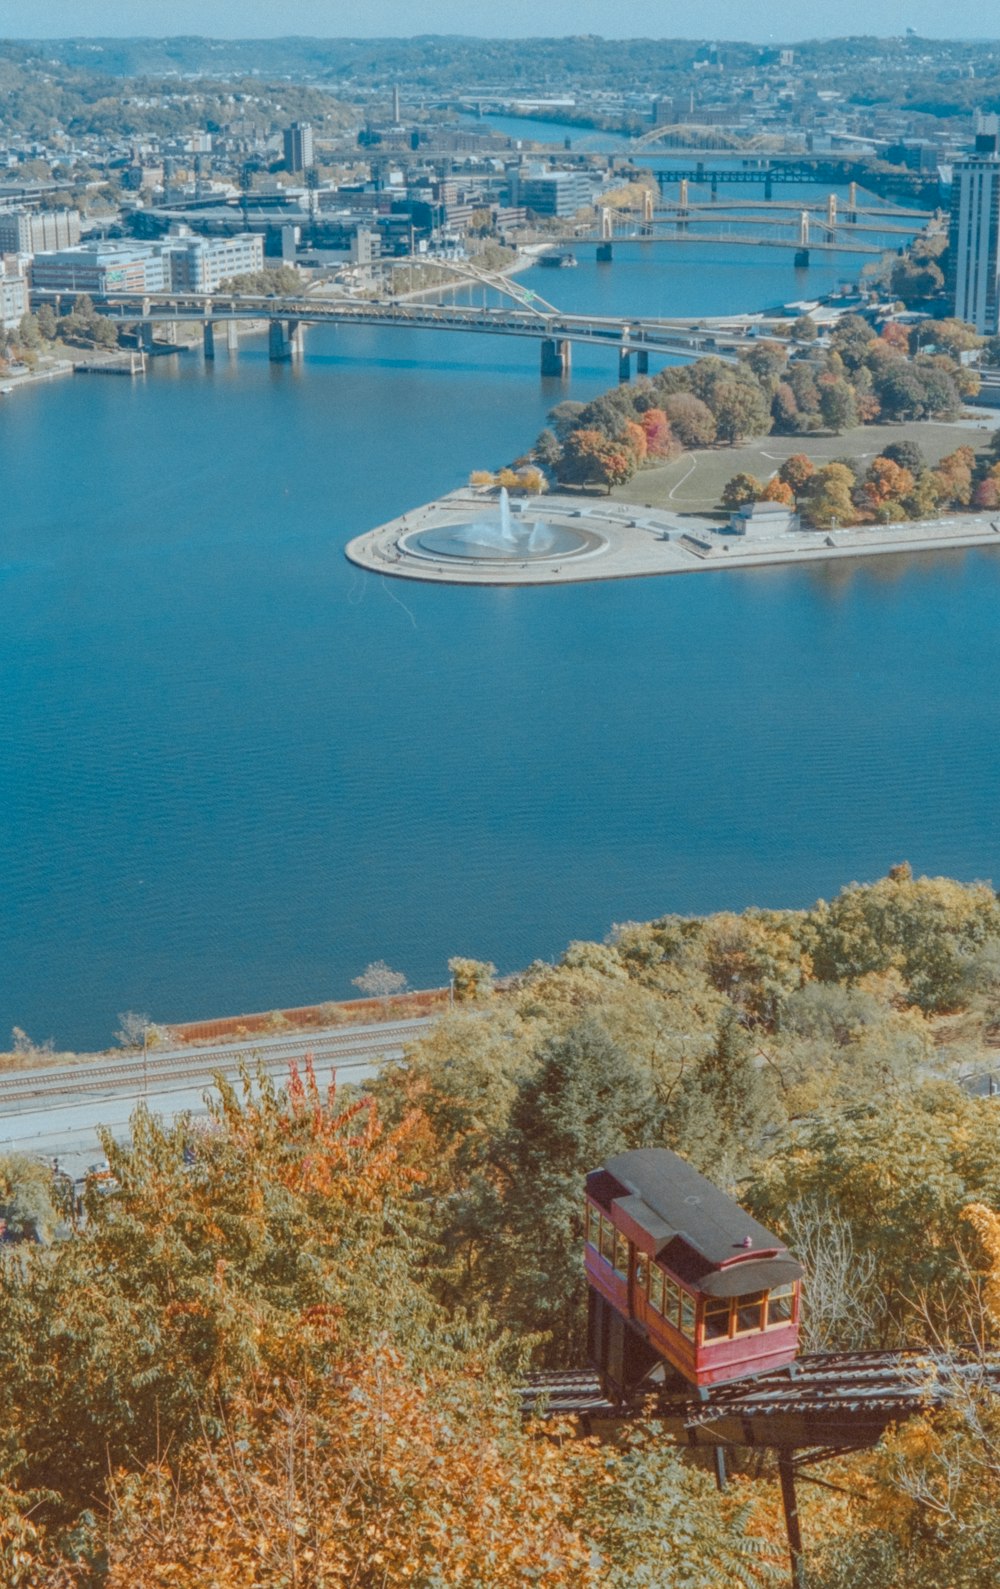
xmin=347 ymin=489 xmax=1000 ymax=586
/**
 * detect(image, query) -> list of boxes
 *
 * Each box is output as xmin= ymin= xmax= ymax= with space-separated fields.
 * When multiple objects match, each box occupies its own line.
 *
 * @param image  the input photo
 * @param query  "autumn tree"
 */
xmin=638 ymin=405 xmax=677 ymax=458
xmin=803 ymin=462 xmax=856 ymax=529
xmin=560 ymin=428 xmax=635 ymax=493
xmin=721 ymin=471 xmax=764 ymax=510
xmin=760 ymin=476 xmax=794 ymax=506
xmin=660 ymin=391 xmax=717 ymax=448
xmin=778 ymin=452 xmax=815 ymax=499
xmin=863 ymin=457 xmax=914 ymax=510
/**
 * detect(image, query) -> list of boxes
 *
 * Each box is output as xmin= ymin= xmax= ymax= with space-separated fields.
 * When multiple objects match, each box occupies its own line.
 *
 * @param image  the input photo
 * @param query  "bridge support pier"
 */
xmin=793 ymin=248 xmax=810 ymax=268
xmin=138 ymin=321 xmax=154 ymax=352
xmin=596 ymin=241 xmax=613 ymax=262
xmin=269 ymin=318 xmax=303 ymax=361
xmin=226 ymin=319 xmax=239 ymax=354
xmin=619 ymin=348 xmax=631 ymax=382
xmin=203 ymin=321 xmax=216 ymax=360
xmin=540 ymin=337 xmax=572 ymax=378
xmin=636 ymin=349 xmax=649 ymax=376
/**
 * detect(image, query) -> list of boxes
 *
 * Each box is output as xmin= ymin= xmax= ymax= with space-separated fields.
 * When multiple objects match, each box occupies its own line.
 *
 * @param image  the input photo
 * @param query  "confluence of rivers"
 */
xmin=3 ymin=194 xmax=996 ymax=1050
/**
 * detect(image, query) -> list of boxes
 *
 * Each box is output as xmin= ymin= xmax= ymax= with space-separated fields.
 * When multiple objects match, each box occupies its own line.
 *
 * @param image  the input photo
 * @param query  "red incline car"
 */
xmin=585 ymin=1147 xmax=804 ymax=1398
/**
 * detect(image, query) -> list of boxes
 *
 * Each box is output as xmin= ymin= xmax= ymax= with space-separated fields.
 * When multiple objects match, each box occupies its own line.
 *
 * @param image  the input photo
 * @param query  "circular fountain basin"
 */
xmin=411 ymin=520 xmax=591 ymax=562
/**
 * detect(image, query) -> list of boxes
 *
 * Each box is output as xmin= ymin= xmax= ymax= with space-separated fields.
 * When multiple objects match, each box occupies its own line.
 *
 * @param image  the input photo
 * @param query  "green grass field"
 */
xmin=611 ymin=416 xmax=1000 ymax=518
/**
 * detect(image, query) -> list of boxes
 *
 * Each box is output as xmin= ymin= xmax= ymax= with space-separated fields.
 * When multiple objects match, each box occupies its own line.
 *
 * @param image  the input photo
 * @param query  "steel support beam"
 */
xmin=778 ymin=1456 xmax=806 ymax=1589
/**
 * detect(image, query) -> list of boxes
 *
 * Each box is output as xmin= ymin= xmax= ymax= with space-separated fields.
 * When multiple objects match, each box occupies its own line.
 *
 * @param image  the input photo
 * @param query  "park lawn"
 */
xmin=611 ymin=416 xmax=1000 ymax=516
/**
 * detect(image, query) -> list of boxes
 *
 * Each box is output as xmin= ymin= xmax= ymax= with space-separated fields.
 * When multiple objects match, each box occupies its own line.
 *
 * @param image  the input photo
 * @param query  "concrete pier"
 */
xmin=540 ymin=337 xmax=572 ymax=377
xmin=203 ymin=321 xmax=215 ymax=360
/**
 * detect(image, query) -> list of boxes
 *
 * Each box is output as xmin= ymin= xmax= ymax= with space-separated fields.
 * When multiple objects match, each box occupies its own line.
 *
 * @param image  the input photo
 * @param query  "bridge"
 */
xmin=33 ymin=285 xmax=765 ymax=377
xmin=543 ymin=184 xmax=935 ymax=262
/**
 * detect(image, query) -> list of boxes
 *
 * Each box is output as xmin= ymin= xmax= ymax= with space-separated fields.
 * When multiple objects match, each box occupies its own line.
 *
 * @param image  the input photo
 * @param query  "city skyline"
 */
xmin=0 ymin=0 xmax=996 ymax=42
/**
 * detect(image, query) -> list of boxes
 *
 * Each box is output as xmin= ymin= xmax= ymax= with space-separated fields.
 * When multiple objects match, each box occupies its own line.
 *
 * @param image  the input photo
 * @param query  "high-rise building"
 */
xmin=949 ymin=135 xmax=1000 ymax=333
xmin=283 ymin=122 xmax=314 ymax=173
xmin=0 ymin=208 xmax=81 ymax=256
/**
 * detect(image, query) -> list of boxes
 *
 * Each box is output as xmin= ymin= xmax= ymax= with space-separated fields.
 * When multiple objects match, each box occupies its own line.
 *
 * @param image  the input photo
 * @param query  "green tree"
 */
xmin=34 ymin=303 xmax=57 ymax=340
xmin=670 ymin=1010 xmax=777 ymax=1180
xmin=486 ymin=1018 xmax=662 ymax=1357
xmin=791 ymin=313 xmax=818 ymax=342
xmin=711 ymin=379 xmax=772 ymax=445
xmin=819 ymin=378 xmax=859 ymax=434
xmin=880 ymin=439 xmax=924 ymax=473
xmin=807 ymin=866 xmax=1000 ymax=1011
xmin=830 ymin=313 xmax=876 ymax=370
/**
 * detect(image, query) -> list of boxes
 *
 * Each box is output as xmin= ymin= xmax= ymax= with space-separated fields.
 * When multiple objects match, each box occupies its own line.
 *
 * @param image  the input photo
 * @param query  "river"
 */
xmin=3 ymin=234 xmax=997 ymax=1052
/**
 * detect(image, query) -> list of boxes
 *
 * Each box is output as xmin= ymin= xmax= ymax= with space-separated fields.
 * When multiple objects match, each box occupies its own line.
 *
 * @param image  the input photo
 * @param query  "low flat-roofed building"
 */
xmin=729 ymin=501 xmax=801 ymax=537
xmin=31 ymin=240 xmax=169 ymax=295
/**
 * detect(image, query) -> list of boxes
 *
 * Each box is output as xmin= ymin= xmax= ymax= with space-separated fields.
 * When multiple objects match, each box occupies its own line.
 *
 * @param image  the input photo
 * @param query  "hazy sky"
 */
xmin=0 ymin=0 xmax=993 ymax=42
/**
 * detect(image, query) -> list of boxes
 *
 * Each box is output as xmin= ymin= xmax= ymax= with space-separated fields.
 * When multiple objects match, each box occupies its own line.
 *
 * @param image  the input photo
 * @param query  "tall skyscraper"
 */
xmin=283 ymin=122 xmax=314 ymax=173
xmin=949 ymin=134 xmax=1000 ymax=333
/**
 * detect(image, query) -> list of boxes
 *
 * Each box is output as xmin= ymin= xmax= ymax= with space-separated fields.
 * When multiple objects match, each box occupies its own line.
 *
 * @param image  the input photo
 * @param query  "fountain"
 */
xmin=408 ymin=487 xmax=588 ymax=563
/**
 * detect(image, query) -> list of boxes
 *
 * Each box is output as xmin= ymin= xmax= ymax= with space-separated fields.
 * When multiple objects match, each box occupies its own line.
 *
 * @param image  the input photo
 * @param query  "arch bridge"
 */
xmin=33 ymin=284 xmax=759 ymax=378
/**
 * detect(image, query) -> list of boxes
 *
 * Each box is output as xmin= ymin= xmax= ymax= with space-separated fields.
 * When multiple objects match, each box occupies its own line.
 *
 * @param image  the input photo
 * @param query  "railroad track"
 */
xmin=522 ymin=1349 xmax=1000 ymax=1423
xmin=0 ymin=1019 xmax=432 ymax=1107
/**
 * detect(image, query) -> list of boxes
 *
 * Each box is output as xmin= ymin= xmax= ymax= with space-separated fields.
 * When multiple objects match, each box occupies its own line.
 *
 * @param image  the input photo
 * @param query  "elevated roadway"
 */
xmin=34 ymin=287 xmax=759 ymax=374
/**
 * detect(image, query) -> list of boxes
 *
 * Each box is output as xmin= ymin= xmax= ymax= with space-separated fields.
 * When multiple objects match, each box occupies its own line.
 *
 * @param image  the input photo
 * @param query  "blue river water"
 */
xmin=3 ymin=236 xmax=998 ymax=1050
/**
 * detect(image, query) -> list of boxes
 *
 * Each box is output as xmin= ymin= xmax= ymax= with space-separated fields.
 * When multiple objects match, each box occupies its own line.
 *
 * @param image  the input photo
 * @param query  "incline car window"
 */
xmin=767 ymin=1284 xmax=795 ymax=1326
xmin=734 ymin=1291 xmax=767 ymax=1334
xmin=703 ymin=1299 xmax=731 ymax=1341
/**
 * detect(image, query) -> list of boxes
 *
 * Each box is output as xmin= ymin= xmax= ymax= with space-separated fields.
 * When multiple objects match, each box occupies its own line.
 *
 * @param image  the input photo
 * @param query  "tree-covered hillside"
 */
xmin=5 ymin=866 xmax=1000 ymax=1583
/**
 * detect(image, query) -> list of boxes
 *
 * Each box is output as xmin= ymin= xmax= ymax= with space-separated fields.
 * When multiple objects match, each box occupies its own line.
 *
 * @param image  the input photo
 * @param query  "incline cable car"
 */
xmin=585 ymin=1148 xmax=804 ymax=1399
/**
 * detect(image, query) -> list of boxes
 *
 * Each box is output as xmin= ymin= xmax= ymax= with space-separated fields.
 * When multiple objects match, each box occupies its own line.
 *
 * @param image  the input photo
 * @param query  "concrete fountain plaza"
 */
xmin=345 ymin=488 xmax=1000 ymax=588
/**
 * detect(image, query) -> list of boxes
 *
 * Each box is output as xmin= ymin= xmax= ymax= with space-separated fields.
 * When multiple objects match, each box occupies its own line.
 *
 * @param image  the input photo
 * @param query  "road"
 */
xmin=0 ymin=1017 xmax=434 ymax=1177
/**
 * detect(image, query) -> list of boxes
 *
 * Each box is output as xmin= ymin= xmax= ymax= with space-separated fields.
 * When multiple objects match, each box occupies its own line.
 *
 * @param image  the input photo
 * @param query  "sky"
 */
xmin=0 ymin=0 xmax=994 ymax=42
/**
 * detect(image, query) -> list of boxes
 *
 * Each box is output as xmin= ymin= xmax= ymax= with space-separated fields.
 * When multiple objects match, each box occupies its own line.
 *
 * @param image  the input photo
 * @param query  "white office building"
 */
xmin=949 ymin=137 xmax=1000 ymax=333
xmin=165 ymin=232 xmax=264 ymax=292
xmin=0 ymin=266 xmax=27 ymax=329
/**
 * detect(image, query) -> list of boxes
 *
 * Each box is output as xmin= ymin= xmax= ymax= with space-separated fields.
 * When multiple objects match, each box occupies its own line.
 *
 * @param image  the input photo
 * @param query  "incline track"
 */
xmin=0 ymin=1018 xmax=433 ymax=1107
xmin=522 ymin=1348 xmax=1000 ymax=1433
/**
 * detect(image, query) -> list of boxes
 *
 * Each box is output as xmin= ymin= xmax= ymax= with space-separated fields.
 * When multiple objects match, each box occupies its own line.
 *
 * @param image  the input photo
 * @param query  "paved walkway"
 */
xmin=345 ymin=490 xmax=1000 ymax=587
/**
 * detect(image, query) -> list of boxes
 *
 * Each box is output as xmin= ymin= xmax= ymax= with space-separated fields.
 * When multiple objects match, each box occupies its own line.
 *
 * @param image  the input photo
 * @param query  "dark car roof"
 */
xmin=600 ymin=1147 xmax=795 ymax=1270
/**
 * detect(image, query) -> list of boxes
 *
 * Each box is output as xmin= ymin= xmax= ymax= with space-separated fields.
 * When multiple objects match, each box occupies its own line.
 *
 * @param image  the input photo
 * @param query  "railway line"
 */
xmin=0 ymin=1018 xmax=433 ymax=1108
